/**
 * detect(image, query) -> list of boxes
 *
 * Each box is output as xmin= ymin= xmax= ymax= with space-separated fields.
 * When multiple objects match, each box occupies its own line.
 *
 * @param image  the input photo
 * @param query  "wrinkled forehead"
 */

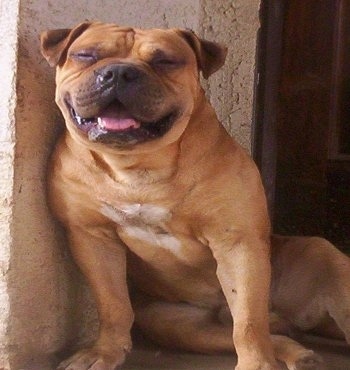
xmin=69 ymin=22 xmax=193 ymax=58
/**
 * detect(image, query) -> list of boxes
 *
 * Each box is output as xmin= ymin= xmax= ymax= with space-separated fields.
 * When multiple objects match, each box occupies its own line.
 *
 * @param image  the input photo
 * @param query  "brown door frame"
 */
xmin=253 ymin=0 xmax=286 ymax=223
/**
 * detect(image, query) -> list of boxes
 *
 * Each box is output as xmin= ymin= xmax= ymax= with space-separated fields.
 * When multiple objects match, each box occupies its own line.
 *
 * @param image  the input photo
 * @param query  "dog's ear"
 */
xmin=40 ymin=22 xmax=92 ymax=67
xmin=177 ymin=29 xmax=227 ymax=79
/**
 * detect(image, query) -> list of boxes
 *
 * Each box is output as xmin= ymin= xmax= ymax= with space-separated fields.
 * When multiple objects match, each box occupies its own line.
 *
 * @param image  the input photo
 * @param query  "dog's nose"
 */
xmin=96 ymin=64 xmax=142 ymax=87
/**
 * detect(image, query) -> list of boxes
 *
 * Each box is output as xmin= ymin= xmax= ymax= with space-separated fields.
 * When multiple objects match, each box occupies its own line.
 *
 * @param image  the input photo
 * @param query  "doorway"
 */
xmin=255 ymin=0 xmax=350 ymax=249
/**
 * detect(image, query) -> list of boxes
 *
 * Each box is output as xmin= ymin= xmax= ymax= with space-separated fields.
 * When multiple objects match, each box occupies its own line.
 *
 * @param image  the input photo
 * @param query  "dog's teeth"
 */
xmin=97 ymin=117 xmax=104 ymax=128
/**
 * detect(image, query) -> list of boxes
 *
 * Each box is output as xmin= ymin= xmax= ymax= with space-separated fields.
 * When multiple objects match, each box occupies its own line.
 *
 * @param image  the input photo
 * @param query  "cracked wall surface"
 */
xmin=201 ymin=0 xmax=261 ymax=150
xmin=0 ymin=0 xmax=261 ymax=368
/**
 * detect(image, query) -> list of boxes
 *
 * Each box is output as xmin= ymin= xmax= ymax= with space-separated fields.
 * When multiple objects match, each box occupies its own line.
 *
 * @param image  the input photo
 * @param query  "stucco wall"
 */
xmin=0 ymin=1 xmax=261 ymax=369
xmin=201 ymin=0 xmax=261 ymax=150
xmin=0 ymin=1 xmax=20 ymax=368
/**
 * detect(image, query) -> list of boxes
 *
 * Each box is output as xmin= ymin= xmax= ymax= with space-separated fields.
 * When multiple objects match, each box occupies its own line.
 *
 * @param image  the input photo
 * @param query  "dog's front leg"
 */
xmin=211 ymin=235 xmax=278 ymax=370
xmin=57 ymin=225 xmax=134 ymax=370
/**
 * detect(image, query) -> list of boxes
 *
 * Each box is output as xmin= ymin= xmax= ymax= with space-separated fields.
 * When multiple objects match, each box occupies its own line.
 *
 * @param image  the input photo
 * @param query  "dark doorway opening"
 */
xmin=254 ymin=0 xmax=350 ymax=249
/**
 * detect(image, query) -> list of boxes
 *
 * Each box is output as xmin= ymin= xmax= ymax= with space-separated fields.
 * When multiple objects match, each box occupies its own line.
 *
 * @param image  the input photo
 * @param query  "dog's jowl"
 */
xmin=41 ymin=22 xmax=325 ymax=370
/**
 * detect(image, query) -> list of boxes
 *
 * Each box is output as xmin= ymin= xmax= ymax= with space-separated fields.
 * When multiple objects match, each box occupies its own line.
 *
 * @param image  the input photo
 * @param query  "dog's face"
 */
xmin=41 ymin=22 xmax=227 ymax=153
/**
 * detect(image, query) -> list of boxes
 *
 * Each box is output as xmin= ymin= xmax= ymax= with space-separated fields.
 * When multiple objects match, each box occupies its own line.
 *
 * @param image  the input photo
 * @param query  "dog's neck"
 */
xmin=93 ymin=141 xmax=180 ymax=184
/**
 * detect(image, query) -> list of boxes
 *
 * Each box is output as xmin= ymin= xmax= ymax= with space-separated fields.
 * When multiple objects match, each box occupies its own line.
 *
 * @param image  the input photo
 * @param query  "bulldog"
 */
xmin=41 ymin=22 xmax=321 ymax=370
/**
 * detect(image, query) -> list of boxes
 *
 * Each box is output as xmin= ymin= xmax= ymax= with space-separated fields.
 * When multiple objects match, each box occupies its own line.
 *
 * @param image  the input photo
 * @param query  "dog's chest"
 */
xmin=101 ymin=202 xmax=182 ymax=257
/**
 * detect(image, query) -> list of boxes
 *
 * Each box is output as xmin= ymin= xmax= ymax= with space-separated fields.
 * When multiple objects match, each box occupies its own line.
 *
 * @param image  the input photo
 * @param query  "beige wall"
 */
xmin=201 ymin=0 xmax=261 ymax=149
xmin=0 ymin=1 xmax=261 ymax=368
xmin=0 ymin=1 xmax=19 ymax=368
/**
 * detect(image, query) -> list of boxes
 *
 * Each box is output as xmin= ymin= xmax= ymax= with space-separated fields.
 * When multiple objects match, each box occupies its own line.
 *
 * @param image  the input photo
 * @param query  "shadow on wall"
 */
xmin=10 ymin=36 xmax=99 ymax=366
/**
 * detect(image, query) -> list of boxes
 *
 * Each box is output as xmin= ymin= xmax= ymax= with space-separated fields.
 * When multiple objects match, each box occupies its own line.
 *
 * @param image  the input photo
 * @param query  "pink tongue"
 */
xmin=101 ymin=117 xmax=140 ymax=131
xmin=99 ymin=104 xmax=141 ymax=131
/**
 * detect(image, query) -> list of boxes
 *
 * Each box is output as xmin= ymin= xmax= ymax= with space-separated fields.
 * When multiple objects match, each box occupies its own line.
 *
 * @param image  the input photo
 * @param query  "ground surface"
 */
xmin=30 ymin=335 xmax=350 ymax=369
xmin=123 ymin=336 xmax=350 ymax=370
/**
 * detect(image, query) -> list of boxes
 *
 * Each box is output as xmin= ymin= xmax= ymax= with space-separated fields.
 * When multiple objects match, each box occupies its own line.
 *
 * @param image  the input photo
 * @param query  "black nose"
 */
xmin=95 ymin=64 xmax=142 ymax=87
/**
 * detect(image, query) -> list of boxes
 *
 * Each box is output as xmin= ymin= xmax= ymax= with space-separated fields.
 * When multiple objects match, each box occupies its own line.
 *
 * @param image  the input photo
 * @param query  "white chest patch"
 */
xmin=100 ymin=202 xmax=171 ymax=226
xmin=100 ymin=202 xmax=183 ymax=257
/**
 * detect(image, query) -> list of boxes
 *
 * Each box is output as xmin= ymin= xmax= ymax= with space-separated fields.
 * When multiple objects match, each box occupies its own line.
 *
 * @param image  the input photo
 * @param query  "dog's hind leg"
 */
xmin=320 ymin=253 xmax=350 ymax=343
xmin=134 ymin=300 xmax=324 ymax=369
xmin=327 ymin=292 xmax=350 ymax=344
xmin=135 ymin=301 xmax=233 ymax=353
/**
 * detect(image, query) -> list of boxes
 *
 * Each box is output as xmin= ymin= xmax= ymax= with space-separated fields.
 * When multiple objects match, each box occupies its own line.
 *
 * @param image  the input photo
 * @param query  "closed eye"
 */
xmin=153 ymin=58 xmax=179 ymax=66
xmin=69 ymin=49 xmax=98 ymax=63
xmin=150 ymin=50 xmax=185 ymax=70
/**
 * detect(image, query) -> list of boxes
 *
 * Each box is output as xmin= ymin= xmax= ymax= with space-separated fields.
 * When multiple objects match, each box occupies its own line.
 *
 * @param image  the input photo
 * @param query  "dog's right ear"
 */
xmin=40 ymin=22 xmax=91 ymax=67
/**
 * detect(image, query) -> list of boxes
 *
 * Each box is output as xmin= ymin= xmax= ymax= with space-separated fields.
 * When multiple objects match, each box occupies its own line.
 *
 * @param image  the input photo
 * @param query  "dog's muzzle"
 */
xmin=66 ymin=64 xmax=180 ymax=147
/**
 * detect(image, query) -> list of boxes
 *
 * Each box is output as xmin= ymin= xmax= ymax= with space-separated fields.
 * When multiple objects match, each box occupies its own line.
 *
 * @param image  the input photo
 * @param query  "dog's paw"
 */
xmin=293 ymin=350 xmax=324 ymax=370
xmin=235 ymin=362 xmax=280 ymax=370
xmin=57 ymin=347 xmax=126 ymax=370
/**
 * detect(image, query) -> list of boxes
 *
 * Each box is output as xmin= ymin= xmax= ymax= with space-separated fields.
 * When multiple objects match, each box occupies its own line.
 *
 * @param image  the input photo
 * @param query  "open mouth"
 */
xmin=68 ymin=100 xmax=178 ymax=146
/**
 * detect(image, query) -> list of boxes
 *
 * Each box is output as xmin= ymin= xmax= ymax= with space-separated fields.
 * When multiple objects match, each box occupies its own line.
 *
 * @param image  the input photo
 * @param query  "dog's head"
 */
xmin=41 ymin=22 xmax=227 ymax=152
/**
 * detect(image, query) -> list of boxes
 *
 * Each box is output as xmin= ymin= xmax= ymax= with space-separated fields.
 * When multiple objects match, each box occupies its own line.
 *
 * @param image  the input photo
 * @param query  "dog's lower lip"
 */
xmin=68 ymin=104 xmax=139 ymax=133
xmin=69 ymin=105 xmax=99 ymax=132
xmin=67 ymin=102 xmax=178 ymax=144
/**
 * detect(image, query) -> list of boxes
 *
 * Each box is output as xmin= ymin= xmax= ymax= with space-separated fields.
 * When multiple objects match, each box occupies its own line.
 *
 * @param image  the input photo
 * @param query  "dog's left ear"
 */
xmin=177 ymin=29 xmax=227 ymax=79
xmin=40 ymin=22 xmax=92 ymax=67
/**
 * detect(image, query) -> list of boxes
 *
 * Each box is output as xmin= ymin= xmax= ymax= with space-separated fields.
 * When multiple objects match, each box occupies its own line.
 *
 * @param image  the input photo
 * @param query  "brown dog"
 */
xmin=41 ymin=22 xmax=320 ymax=370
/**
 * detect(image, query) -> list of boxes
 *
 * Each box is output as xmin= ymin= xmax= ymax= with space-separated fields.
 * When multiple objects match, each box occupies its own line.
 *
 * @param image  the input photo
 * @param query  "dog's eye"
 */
xmin=150 ymin=51 xmax=184 ymax=70
xmin=70 ymin=50 xmax=98 ymax=63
